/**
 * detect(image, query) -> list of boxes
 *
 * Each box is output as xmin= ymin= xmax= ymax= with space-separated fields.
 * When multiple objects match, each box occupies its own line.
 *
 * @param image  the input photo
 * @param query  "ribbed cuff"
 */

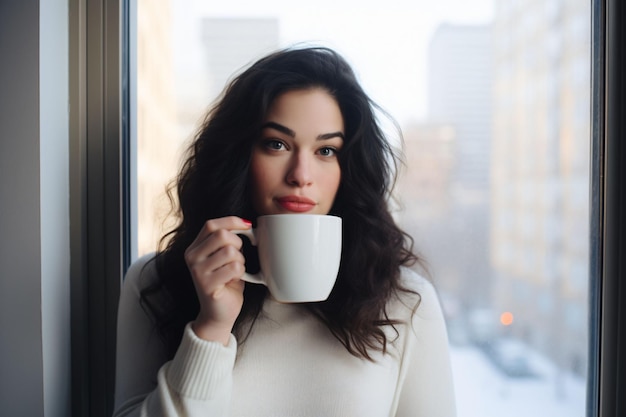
xmin=166 ymin=323 xmax=237 ymax=400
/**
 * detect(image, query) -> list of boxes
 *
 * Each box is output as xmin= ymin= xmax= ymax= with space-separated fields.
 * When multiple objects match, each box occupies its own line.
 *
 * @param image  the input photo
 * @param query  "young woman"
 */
xmin=113 ymin=46 xmax=456 ymax=416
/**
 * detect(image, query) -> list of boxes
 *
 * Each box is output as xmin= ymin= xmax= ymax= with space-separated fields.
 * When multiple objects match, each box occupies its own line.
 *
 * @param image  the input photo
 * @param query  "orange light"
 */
xmin=500 ymin=311 xmax=514 ymax=326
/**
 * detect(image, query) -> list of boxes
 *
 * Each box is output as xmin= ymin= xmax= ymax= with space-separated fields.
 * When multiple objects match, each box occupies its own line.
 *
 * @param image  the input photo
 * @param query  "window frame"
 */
xmin=69 ymin=0 xmax=130 ymax=416
xmin=590 ymin=0 xmax=626 ymax=416
xmin=68 ymin=0 xmax=626 ymax=415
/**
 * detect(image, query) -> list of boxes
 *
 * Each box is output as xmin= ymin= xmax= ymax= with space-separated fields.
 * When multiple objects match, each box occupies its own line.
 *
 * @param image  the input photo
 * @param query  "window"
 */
xmin=77 ymin=0 xmax=623 ymax=416
xmin=132 ymin=1 xmax=591 ymax=415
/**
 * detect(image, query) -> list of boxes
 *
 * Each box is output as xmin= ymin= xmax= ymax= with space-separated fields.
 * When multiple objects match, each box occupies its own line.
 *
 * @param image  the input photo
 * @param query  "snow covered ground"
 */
xmin=450 ymin=346 xmax=587 ymax=417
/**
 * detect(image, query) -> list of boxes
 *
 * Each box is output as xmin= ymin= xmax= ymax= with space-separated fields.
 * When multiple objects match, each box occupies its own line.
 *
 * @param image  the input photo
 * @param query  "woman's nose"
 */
xmin=286 ymin=153 xmax=313 ymax=187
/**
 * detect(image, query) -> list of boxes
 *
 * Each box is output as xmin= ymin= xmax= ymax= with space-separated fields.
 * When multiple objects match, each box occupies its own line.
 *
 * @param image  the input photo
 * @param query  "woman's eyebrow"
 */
xmin=317 ymin=131 xmax=345 ymax=141
xmin=262 ymin=121 xmax=344 ymax=141
xmin=261 ymin=122 xmax=295 ymax=137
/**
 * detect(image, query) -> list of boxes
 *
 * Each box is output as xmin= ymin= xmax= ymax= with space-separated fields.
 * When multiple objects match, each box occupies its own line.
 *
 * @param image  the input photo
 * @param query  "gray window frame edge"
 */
xmin=590 ymin=0 xmax=626 ymax=416
xmin=69 ymin=0 xmax=132 ymax=416
xmin=66 ymin=0 xmax=625 ymax=416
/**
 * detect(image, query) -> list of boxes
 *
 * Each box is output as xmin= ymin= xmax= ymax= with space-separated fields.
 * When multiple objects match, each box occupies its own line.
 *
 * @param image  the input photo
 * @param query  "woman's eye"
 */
xmin=263 ymin=140 xmax=285 ymax=151
xmin=318 ymin=147 xmax=338 ymax=157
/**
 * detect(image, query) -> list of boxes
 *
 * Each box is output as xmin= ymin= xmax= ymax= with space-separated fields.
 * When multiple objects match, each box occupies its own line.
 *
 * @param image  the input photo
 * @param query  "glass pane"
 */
xmin=135 ymin=1 xmax=590 ymax=415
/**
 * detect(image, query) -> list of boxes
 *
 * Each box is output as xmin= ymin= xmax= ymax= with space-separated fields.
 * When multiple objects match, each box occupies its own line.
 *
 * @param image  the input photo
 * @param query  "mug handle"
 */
xmin=234 ymin=229 xmax=265 ymax=286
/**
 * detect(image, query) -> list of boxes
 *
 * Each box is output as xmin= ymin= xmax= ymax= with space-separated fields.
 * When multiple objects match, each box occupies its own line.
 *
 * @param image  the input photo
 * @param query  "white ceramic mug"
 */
xmin=236 ymin=214 xmax=342 ymax=303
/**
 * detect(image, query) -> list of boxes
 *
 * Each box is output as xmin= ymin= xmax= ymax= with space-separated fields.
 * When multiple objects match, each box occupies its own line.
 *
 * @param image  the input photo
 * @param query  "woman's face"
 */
xmin=249 ymin=88 xmax=344 ymax=216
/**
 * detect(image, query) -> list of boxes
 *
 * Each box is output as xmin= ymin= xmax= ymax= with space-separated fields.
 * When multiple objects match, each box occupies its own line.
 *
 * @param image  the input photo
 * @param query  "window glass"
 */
xmin=135 ymin=1 xmax=590 ymax=415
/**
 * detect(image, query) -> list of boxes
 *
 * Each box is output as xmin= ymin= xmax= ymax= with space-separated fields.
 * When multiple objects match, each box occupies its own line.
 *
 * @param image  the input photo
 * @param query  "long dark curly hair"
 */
xmin=141 ymin=46 xmax=421 ymax=361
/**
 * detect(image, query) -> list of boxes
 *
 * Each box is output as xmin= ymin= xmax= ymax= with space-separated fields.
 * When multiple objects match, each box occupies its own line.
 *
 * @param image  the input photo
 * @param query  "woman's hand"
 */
xmin=184 ymin=216 xmax=252 ymax=345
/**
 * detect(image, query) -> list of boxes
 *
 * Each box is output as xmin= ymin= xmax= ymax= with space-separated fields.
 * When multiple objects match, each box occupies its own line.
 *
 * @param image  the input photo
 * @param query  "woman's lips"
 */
xmin=275 ymin=196 xmax=316 ymax=212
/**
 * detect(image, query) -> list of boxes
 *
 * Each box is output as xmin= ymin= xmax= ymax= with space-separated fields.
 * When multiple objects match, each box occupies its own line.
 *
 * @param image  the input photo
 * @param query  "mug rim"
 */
xmin=256 ymin=213 xmax=341 ymax=221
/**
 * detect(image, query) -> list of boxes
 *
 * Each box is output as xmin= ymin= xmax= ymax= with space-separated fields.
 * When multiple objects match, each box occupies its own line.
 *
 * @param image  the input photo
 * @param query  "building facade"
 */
xmin=490 ymin=0 xmax=590 ymax=375
xmin=426 ymin=23 xmax=494 ymax=311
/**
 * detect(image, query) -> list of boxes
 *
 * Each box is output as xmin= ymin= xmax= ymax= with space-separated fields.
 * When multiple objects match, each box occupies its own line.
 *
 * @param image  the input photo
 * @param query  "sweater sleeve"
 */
xmin=113 ymin=255 xmax=237 ymax=417
xmin=393 ymin=270 xmax=457 ymax=417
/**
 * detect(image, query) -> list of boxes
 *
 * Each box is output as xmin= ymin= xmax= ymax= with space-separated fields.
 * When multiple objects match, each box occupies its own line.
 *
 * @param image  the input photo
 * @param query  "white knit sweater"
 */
xmin=113 ymin=254 xmax=456 ymax=416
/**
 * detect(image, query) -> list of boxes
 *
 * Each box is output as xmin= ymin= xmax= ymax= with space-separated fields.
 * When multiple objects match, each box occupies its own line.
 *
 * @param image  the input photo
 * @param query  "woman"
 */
xmin=114 ymin=46 xmax=456 ymax=416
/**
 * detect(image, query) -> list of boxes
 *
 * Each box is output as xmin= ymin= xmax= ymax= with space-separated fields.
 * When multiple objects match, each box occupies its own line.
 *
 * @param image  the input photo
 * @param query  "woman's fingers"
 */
xmin=189 ymin=216 xmax=250 ymax=247
xmin=183 ymin=216 xmax=252 ymax=304
xmin=184 ymin=217 xmax=251 ymax=264
xmin=185 ymin=228 xmax=242 ymax=266
xmin=190 ymin=246 xmax=246 ymax=296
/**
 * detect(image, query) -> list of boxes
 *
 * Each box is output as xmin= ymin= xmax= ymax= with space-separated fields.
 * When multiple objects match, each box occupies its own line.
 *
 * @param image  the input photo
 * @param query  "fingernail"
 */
xmin=242 ymin=219 xmax=252 ymax=226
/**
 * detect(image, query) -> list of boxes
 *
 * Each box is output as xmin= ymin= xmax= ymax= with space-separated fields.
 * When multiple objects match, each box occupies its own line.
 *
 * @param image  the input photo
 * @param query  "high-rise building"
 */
xmin=201 ymin=18 xmax=280 ymax=103
xmin=491 ymin=0 xmax=590 ymax=375
xmin=425 ymin=23 xmax=494 ymax=310
xmin=429 ymin=23 xmax=493 ymax=196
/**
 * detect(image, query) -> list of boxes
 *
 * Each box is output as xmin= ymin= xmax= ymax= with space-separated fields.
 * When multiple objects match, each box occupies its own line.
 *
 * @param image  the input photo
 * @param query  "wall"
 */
xmin=0 ymin=2 xmax=71 ymax=416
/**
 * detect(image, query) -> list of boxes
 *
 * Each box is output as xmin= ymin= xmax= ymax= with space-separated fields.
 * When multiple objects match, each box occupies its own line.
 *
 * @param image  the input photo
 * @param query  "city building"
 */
xmin=201 ymin=18 xmax=280 ymax=103
xmin=429 ymin=23 xmax=493 ymax=196
xmin=424 ymin=23 xmax=494 ymax=311
xmin=490 ymin=0 xmax=590 ymax=375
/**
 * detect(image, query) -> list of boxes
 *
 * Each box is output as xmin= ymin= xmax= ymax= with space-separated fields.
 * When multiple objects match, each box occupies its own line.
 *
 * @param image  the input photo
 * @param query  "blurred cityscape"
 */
xmin=135 ymin=0 xmax=589 ymax=415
